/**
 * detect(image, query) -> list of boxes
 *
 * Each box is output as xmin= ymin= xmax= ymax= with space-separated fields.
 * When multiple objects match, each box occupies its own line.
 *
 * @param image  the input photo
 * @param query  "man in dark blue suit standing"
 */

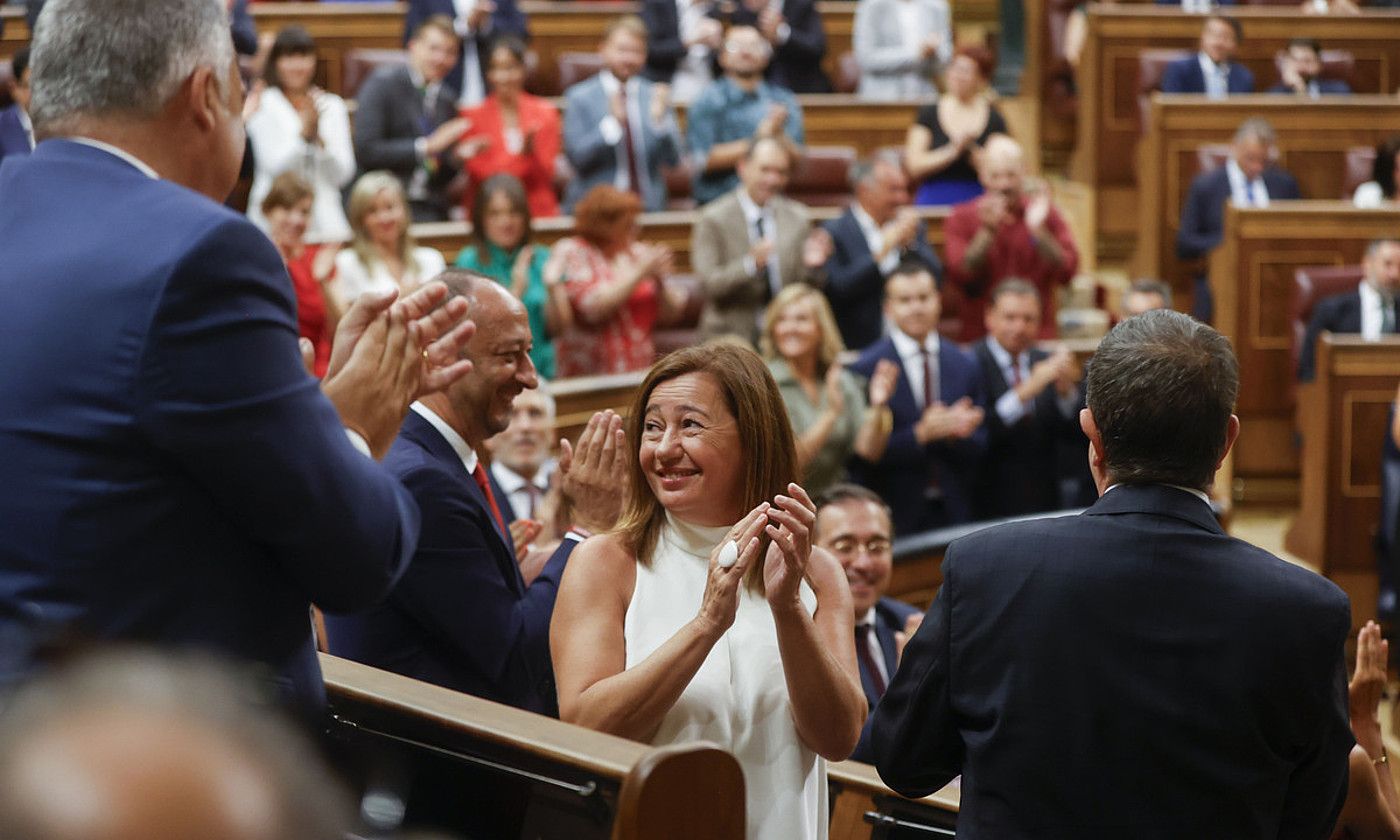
xmin=404 ymin=0 xmax=529 ymax=108
xmin=1299 ymin=238 xmax=1400 ymax=381
xmin=822 ymin=152 xmax=943 ymax=352
xmin=813 ymin=484 xmax=921 ymax=764
xmin=0 ymin=0 xmax=475 ymax=707
xmin=1160 ymin=15 xmax=1254 ymax=97
xmin=1178 ymin=118 xmax=1300 ymax=322
xmin=326 ymin=275 xmax=623 ymax=716
xmin=849 ymin=259 xmax=986 ymax=535
xmin=873 ymin=310 xmax=1353 ymax=837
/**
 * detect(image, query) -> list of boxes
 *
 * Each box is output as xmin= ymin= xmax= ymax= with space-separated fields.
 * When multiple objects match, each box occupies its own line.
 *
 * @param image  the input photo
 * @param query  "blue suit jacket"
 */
xmin=1176 ymin=165 xmax=1301 ymax=261
xmin=1161 ymin=55 xmax=1255 ymax=95
xmin=821 ymin=207 xmax=944 ymax=352
xmin=325 ymin=410 xmax=574 ymax=716
xmin=849 ymin=337 xmax=986 ymax=535
xmin=1298 ymin=289 xmax=1366 ymax=382
xmin=873 ymin=484 xmax=1353 ymax=838
xmin=0 ymin=141 xmax=419 ymax=707
xmin=850 ymin=595 xmax=921 ymax=763
xmin=561 ymin=74 xmax=681 ymax=213
xmin=403 ymin=0 xmax=529 ymax=98
xmin=0 ymin=105 xmax=31 ymax=165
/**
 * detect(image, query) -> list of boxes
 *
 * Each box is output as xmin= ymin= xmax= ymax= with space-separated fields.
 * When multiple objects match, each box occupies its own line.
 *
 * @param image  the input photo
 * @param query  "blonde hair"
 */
xmin=346 ymin=171 xmax=422 ymax=276
xmin=615 ymin=343 xmax=797 ymax=593
xmin=759 ymin=284 xmax=847 ymax=374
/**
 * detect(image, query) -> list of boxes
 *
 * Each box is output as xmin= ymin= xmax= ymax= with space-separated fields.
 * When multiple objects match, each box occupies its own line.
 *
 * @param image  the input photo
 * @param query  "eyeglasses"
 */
xmin=826 ymin=538 xmax=892 ymax=557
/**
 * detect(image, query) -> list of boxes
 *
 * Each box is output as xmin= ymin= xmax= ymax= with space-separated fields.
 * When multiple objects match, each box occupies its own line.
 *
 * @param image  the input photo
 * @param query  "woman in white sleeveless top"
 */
xmin=551 ymin=344 xmax=866 ymax=840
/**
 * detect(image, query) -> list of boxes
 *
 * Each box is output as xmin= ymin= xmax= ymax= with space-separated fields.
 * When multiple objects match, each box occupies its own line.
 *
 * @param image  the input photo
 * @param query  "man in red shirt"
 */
xmin=943 ymin=135 xmax=1079 ymax=342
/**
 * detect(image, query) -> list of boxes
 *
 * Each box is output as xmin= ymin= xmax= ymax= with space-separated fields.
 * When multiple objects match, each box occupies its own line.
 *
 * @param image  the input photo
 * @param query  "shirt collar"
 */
xmin=851 ymin=203 xmax=882 ymax=238
xmin=68 ymin=137 xmax=160 ymax=180
xmin=599 ymin=70 xmax=635 ymax=97
xmin=1197 ymin=52 xmax=1228 ymax=74
xmin=1104 ymin=482 xmax=1212 ymax=507
xmin=855 ymin=607 xmax=875 ymax=628
xmin=984 ymin=335 xmax=1022 ymax=370
xmin=411 ymin=401 xmax=479 ymax=474
xmin=736 ymin=186 xmax=769 ymax=221
xmin=490 ymin=460 xmax=552 ymax=494
xmin=889 ymin=325 xmax=938 ymax=360
xmin=17 ymin=107 xmax=31 ymax=133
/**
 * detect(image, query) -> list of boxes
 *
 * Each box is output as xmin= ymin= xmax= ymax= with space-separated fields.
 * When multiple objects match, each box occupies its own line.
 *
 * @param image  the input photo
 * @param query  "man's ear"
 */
xmin=1214 ymin=414 xmax=1241 ymax=473
xmin=1080 ymin=407 xmax=1107 ymax=477
xmin=186 ymin=65 xmax=220 ymax=133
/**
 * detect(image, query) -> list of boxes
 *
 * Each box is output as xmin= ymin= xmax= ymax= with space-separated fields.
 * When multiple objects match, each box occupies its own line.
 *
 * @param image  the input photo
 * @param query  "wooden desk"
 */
xmin=413 ymin=205 xmax=951 ymax=275
xmin=322 ymin=653 xmax=745 ymax=838
xmin=1071 ymin=5 xmax=1400 ymax=260
xmin=1209 ymin=203 xmax=1400 ymax=484
xmin=1284 ymin=335 xmax=1400 ymax=630
xmin=1136 ymin=95 xmax=1400 ymax=298
xmin=828 ymin=760 xmax=959 ymax=840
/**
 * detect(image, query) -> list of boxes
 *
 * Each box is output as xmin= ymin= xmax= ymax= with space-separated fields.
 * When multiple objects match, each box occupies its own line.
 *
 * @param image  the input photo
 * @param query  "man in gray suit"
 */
xmin=562 ymin=15 xmax=682 ymax=213
xmin=691 ymin=136 xmax=831 ymax=345
xmin=353 ymin=16 xmax=470 ymax=221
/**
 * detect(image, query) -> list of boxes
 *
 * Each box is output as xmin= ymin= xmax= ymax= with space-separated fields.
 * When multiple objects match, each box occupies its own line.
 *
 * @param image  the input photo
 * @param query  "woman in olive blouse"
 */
xmin=456 ymin=174 xmax=571 ymax=378
xmin=760 ymin=285 xmax=900 ymax=496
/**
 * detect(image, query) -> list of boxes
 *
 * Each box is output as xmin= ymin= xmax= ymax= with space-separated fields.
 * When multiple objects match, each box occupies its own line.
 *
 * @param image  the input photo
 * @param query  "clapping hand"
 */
xmin=455 ymin=135 xmax=491 ymax=162
xmin=893 ymin=611 xmax=924 ymax=664
xmin=1349 ymin=620 xmax=1390 ymax=759
xmin=1024 ymin=180 xmax=1052 ymax=233
xmin=822 ymin=362 xmax=847 ymax=417
xmin=557 ymin=410 xmax=628 ymax=534
xmin=802 ymin=228 xmax=834 ymax=269
xmin=509 ymin=245 xmax=535 ymax=299
xmin=509 ymin=518 xmax=544 ymax=562
xmin=466 ymin=0 xmax=495 ymax=30
xmin=867 ymin=358 xmax=900 ymax=408
xmin=650 ymin=83 xmax=672 ymax=126
xmin=757 ymin=104 xmax=789 ymax=139
xmin=758 ymin=6 xmax=785 ymax=42
xmin=426 ymin=117 xmax=471 ymax=157
xmin=696 ymin=504 xmax=770 ymax=636
xmin=763 ymin=484 xmax=818 ymax=611
xmin=978 ymin=192 xmax=1010 ymax=230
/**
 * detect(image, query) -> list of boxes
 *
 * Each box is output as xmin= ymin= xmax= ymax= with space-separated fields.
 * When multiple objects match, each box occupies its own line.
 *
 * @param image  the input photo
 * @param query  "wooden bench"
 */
xmin=1285 ymin=335 xmax=1400 ymax=633
xmin=321 ymin=653 xmax=746 ymax=838
xmin=1208 ymin=203 xmax=1400 ymax=489
xmin=1069 ymin=4 xmax=1400 ymax=261
xmin=1134 ymin=94 xmax=1400 ymax=306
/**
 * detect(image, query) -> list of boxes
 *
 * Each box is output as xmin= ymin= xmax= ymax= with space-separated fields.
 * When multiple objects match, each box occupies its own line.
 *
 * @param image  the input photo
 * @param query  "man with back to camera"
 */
xmin=848 ymin=258 xmax=986 ymax=535
xmin=1299 ymin=237 xmax=1400 ymax=382
xmin=0 ymin=0 xmax=474 ymax=707
xmin=326 ymin=273 xmax=624 ymax=716
xmin=872 ymin=310 xmax=1353 ymax=837
xmin=812 ymin=483 xmax=922 ymax=764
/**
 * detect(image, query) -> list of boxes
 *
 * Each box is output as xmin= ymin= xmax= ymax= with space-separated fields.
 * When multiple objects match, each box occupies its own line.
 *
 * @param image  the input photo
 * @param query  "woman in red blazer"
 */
xmin=460 ymin=37 xmax=562 ymax=219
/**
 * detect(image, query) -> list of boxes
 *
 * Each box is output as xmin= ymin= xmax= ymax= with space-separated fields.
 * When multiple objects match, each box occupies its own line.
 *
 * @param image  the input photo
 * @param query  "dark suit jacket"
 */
xmin=822 ymin=207 xmax=944 ymax=351
xmin=0 ymin=140 xmax=419 ymax=707
xmin=325 ymin=411 xmax=574 ymax=716
xmin=642 ymin=0 xmax=831 ymax=93
xmin=1266 ymin=79 xmax=1352 ymax=95
xmin=1160 ymin=55 xmax=1255 ymax=95
xmin=972 ymin=341 xmax=1086 ymax=519
xmin=1177 ymin=165 xmax=1301 ymax=261
xmin=872 ymin=484 xmax=1353 ymax=838
xmin=851 ymin=595 xmax=921 ymax=763
xmin=1298 ymin=289 xmax=1367 ymax=382
xmin=849 ymin=337 xmax=986 ymax=535
xmin=403 ymin=0 xmax=529 ymax=98
xmin=352 ymin=64 xmax=461 ymax=218
xmin=0 ymin=105 xmax=30 ymax=165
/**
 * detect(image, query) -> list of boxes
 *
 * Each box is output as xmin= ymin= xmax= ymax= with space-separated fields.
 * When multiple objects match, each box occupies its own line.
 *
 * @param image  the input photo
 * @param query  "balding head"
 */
xmin=0 ymin=652 xmax=351 ymax=840
xmin=978 ymin=135 xmax=1026 ymax=197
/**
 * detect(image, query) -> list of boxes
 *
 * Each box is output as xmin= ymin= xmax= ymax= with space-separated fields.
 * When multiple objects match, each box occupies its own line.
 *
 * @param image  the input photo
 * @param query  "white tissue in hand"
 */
xmin=717 ymin=540 xmax=740 ymax=569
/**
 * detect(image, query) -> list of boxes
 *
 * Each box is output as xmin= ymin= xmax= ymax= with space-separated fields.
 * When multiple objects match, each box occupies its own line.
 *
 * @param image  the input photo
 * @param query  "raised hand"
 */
xmin=823 ymin=362 xmax=847 ymax=416
xmin=425 ymin=117 xmax=471 ymax=157
xmin=893 ymin=611 xmax=924 ymax=664
xmin=696 ymin=504 xmax=770 ymax=636
xmin=763 ymin=483 xmax=817 ymax=611
xmin=558 ymin=410 xmax=628 ymax=533
xmin=1024 ymin=180 xmax=1052 ymax=233
xmin=868 ymin=358 xmax=900 ymax=408
xmin=802 ymin=227 xmax=834 ymax=269
xmin=649 ymin=83 xmax=671 ymax=125
xmin=510 ymin=244 xmax=535 ymax=299
xmin=455 ymin=135 xmax=492 ymax=162
xmin=509 ymin=518 xmax=543 ymax=562
xmin=978 ymin=192 xmax=1009 ymax=230
xmin=1350 ymin=619 xmax=1390 ymax=758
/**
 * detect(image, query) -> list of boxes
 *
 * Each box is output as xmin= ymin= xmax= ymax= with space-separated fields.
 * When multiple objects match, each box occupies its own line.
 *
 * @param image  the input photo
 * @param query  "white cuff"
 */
xmin=877 ymin=248 xmax=900 ymax=275
xmin=743 ymin=255 xmax=758 ymax=277
xmin=599 ymin=115 xmax=623 ymax=146
xmin=776 ymin=22 xmax=792 ymax=45
xmin=994 ymin=388 xmax=1028 ymax=426
xmin=345 ymin=428 xmax=372 ymax=457
xmin=414 ymin=136 xmax=429 ymax=161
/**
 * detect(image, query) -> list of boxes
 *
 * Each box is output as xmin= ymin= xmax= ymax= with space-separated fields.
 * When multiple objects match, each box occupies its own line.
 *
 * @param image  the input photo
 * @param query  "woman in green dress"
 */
xmin=456 ymin=174 xmax=571 ymax=378
xmin=760 ymin=285 xmax=900 ymax=497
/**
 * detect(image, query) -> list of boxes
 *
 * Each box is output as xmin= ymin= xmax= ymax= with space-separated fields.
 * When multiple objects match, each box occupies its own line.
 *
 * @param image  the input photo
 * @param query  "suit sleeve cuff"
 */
xmin=776 ymin=22 xmax=792 ymax=44
xmin=994 ymin=389 xmax=1028 ymax=426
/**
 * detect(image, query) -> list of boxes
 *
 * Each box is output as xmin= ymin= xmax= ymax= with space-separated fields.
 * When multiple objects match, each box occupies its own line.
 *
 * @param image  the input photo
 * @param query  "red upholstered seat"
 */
xmin=835 ymin=51 xmax=860 ymax=95
xmin=1293 ymin=264 xmax=1365 ymax=377
xmin=342 ymin=48 xmax=409 ymax=100
xmin=1137 ymin=48 xmax=1192 ymax=132
xmin=557 ymin=52 xmax=604 ymax=92
xmin=788 ymin=145 xmax=858 ymax=208
xmin=1344 ymin=145 xmax=1376 ymax=198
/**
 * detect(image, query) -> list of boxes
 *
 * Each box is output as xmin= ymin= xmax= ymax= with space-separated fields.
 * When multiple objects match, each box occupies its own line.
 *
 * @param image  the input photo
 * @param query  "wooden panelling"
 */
xmin=1071 ymin=5 xmax=1400 ymax=256
xmin=1208 ymin=203 xmax=1400 ymax=481
xmin=1284 ymin=335 xmax=1400 ymax=631
xmin=1135 ymin=95 xmax=1400 ymax=302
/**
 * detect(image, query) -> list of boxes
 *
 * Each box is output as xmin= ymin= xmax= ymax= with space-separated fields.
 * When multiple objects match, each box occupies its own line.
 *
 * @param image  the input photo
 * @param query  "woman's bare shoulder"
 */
xmin=564 ymin=532 xmax=639 ymax=600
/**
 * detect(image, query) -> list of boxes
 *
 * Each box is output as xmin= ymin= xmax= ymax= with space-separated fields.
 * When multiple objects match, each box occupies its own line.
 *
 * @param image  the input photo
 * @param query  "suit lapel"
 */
xmin=404 ymin=412 xmax=518 ymax=558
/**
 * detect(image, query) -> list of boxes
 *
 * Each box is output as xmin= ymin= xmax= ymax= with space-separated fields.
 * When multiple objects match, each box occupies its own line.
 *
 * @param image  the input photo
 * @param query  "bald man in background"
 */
xmin=943 ymin=135 xmax=1079 ymax=343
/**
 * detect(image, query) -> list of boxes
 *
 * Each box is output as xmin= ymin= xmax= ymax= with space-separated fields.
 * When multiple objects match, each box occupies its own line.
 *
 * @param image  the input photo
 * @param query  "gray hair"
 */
xmin=848 ymin=149 xmax=903 ymax=191
xmin=1232 ymin=117 xmax=1276 ymax=148
xmin=29 ymin=0 xmax=234 ymax=134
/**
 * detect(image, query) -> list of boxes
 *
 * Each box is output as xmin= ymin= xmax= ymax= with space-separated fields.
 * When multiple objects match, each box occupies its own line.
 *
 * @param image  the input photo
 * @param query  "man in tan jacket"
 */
xmin=691 ymin=136 xmax=831 ymax=345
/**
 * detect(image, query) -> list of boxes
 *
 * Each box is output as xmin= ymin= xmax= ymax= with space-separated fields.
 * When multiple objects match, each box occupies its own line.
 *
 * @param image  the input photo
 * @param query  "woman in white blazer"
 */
xmin=852 ymin=0 xmax=953 ymax=101
xmin=246 ymin=26 xmax=355 ymax=243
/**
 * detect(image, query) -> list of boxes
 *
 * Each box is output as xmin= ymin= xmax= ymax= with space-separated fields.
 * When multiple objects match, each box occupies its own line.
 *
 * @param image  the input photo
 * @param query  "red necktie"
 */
xmin=855 ymin=624 xmax=887 ymax=696
xmin=922 ymin=347 xmax=937 ymax=410
xmin=1009 ymin=355 xmax=1022 ymax=387
xmin=619 ymin=83 xmax=643 ymax=195
xmin=471 ymin=462 xmax=508 ymax=537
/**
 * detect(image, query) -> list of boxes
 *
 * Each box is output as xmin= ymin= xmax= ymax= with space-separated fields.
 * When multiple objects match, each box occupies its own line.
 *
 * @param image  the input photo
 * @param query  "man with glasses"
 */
xmin=813 ymin=483 xmax=923 ymax=763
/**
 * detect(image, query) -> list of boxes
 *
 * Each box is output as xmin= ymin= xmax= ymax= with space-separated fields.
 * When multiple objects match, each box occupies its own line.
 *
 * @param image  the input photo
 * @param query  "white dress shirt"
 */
xmin=490 ymin=459 xmax=555 ymax=521
xmin=334 ymin=246 xmax=448 ymax=305
xmin=411 ymin=401 xmax=480 ymax=474
xmin=985 ymin=337 xmax=1080 ymax=426
xmin=597 ymin=71 xmax=649 ymax=193
xmin=1225 ymin=158 xmax=1270 ymax=208
xmin=17 ymin=107 xmax=33 ymax=151
xmin=852 ymin=203 xmax=900 ymax=275
xmin=737 ymin=187 xmax=782 ymax=299
xmin=1358 ymin=279 xmax=1396 ymax=341
xmin=1105 ymin=483 xmax=1212 ymax=507
xmin=1197 ymin=52 xmax=1231 ymax=99
xmin=452 ymin=0 xmax=489 ymax=106
xmin=672 ymin=0 xmax=716 ymax=104
xmin=890 ymin=326 xmax=940 ymax=409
